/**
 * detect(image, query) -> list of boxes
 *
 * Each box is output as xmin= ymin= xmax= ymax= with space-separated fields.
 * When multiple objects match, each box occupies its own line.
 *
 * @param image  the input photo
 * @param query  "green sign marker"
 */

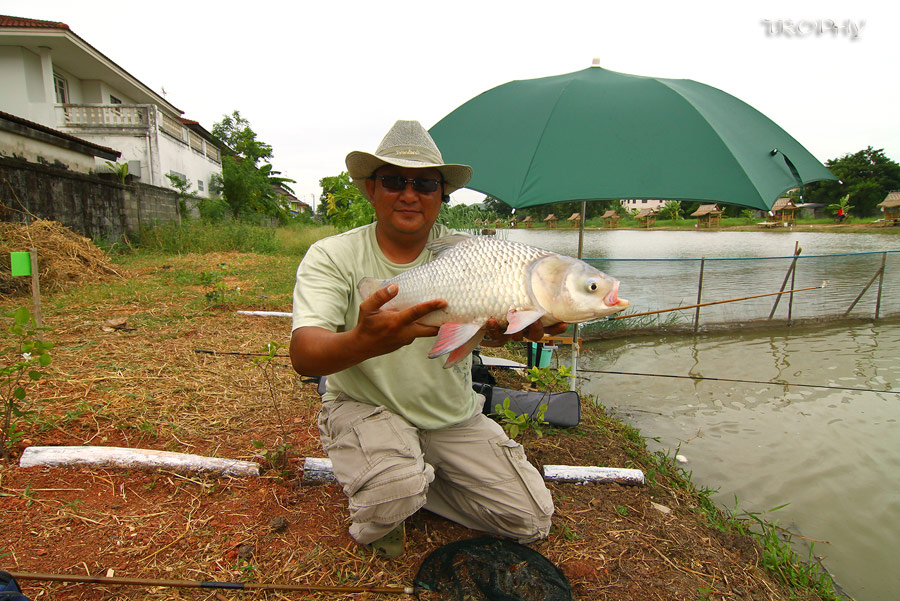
xmin=10 ymin=251 xmax=32 ymax=276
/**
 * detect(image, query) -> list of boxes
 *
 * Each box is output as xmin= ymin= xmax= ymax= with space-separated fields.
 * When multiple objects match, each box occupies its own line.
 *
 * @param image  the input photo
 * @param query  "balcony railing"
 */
xmin=59 ymin=104 xmax=150 ymax=128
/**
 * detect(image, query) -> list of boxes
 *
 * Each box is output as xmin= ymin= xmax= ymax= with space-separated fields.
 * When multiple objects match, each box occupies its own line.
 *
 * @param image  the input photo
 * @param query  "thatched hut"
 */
xmin=878 ymin=191 xmax=900 ymax=226
xmin=771 ymin=197 xmax=797 ymax=224
xmin=601 ymin=210 xmax=619 ymax=229
xmin=691 ymin=204 xmax=723 ymax=228
xmin=635 ymin=208 xmax=656 ymax=228
xmin=566 ymin=212 xmax=581 ymax=228
xmin=543 ymin=214 xmax=558 ymax=228
xmin=521 ymin=215 xmax=535 ymax=228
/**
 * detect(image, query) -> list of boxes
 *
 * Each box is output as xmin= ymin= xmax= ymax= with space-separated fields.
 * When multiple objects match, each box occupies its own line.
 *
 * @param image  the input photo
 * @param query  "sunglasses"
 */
xmin=373 ymin=175 xmax=444 ymax=195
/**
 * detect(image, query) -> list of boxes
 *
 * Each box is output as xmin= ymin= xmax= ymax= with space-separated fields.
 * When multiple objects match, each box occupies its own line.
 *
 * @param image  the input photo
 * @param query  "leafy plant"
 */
xmin=250 ymin=342 xmax=293 ymax=473
xmin=105 ymin=160 xmax=129 ymax=184
xmin=493 ymin=396 xmax=548 ymax=439
xmin=2 ymin=307 xmax=53 ymax=461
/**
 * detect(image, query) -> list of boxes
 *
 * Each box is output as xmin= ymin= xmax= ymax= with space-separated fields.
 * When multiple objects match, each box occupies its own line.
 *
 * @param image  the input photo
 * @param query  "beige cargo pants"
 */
xmin=318 ymin=396 xmax=554 ymax=545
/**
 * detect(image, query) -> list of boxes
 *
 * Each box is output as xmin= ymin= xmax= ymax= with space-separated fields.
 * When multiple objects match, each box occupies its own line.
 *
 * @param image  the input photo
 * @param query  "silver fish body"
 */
xmin=358 ymin=235 xmax=629 ymax=367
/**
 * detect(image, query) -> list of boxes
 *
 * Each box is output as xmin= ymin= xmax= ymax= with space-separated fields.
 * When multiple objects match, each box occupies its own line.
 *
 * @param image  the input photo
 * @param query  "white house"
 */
xmin=620 ymin=198 xmax=665 ymax=211
xmin=0 ymin=14 xmax=223 ymax=197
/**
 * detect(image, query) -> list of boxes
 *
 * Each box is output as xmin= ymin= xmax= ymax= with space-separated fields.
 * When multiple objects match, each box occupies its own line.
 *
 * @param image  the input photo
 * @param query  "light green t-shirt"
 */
xmin=291 ymin=223 xmax=477 ymax=430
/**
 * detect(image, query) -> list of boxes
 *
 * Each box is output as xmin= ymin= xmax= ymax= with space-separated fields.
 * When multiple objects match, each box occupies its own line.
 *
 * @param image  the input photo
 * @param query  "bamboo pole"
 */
xmin=875 ymin=251 xmax=886 ymax=319
xmin=29 ymin=248 xmax=43 ymax=340
xmin=693 ymin=257 xmax=705 ymax=333
xmin=788 ymin=241 xmax=799 ymax=323
xmin=843 ymin=261 xmax=885 ymax=317
xmin=769 ymin=244 xmax=801 ymax=319
xmin=607 ymin=284 xmax=825 ymax=321
xmin=8 ymin=572 xmax=414 ymax=595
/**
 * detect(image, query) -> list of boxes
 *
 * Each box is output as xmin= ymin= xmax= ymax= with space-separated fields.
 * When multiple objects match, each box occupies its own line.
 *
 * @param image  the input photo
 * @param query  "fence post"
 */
xmin=788 ymin=241 xmax=799 ymax=323
xmin=843 ymin=258 xmax=886 ymax=317
xmin=769 ymin=243 xmax=801 ymax=319
xmin=693 ymin=258 xmax=705 ymax=333
xmin=875 ymin=252 xmax=886 ymax=320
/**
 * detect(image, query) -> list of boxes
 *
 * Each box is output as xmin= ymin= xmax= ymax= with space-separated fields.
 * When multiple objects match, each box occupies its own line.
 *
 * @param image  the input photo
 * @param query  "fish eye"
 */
xmin=585 ymin=279 xmax=600 ymax=293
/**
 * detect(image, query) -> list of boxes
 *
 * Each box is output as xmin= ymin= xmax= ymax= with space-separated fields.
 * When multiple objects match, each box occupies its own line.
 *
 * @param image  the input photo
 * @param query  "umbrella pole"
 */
xmin=570 ymin=201 xmax=587 ymax=391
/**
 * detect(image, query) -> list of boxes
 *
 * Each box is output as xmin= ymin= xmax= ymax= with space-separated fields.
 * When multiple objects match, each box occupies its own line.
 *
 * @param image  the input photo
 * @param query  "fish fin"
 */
xmin=358 ymin=277 xmax=388 ymax=299
xmin=504 ymin=310 xmax=545 ymax=334
xmin=428 ymin=322 xmax=484 ymax=358
xmin=426 ymin=234 xmax=471 ymax=257
xmin=442 ymin=330 xmax=486 ymax=368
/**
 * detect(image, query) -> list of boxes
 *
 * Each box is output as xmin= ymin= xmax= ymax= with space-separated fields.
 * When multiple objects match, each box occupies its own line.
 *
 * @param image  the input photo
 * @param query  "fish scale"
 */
xmin=388 ymin=237 xmax=549 ymax=324
xmin=358 ymin=235 xmax=628 ymax=367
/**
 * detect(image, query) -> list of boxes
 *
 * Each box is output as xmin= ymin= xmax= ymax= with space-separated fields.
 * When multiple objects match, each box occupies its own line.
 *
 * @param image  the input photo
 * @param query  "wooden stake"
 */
xmin=29 ymin=248 xmax=43 ymax=338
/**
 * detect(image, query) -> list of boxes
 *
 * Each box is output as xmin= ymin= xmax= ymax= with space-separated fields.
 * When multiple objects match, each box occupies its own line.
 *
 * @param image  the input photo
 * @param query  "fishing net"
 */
xmin=413 ymin=537 xmax=573 ymax=601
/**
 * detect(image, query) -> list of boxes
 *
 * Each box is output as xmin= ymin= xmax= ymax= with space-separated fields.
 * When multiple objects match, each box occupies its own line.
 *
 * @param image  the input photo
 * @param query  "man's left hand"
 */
xmin=480 ymin=318 xmax=568 ymax=347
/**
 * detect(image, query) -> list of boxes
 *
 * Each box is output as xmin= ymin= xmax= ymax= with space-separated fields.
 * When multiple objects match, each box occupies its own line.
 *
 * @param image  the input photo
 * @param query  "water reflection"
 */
xmin=581 ymin=321 xmax=900 ymax=601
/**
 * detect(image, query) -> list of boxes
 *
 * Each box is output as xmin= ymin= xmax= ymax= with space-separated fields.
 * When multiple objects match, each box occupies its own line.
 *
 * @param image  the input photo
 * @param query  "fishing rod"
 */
xmin=7 ymin=571 xmax=414 ymax=595
xmin=605 ymin=282 xmax=826 ymax=321
xmin=577 ymin=369 xmax=900 ymax=395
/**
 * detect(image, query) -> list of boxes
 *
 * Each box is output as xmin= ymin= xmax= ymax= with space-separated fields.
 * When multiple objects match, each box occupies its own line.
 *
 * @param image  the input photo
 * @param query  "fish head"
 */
xmin=528 ymin=255 xmax=629 ymax=323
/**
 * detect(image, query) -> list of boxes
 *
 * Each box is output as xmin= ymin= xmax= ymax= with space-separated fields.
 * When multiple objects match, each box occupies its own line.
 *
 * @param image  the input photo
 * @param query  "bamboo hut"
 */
xmin=878 ymin=191 xmax=900 ymax=226
xmin=567 ymin=212 xmax=582 ymax=228
xmin=691 ymin=204 xmax=723 ymax=228
xmin=521 ymin=215 xmax=535 ymax=228
xmin=635 ymin=208 xmax=656 ymax=228
xmin=601 ymin=210 xmax=619 ymax=229
xmin=543 ymin=214 xmax=558 ymax=228
xmin=771 ymin=197 xmax=797 ymax=224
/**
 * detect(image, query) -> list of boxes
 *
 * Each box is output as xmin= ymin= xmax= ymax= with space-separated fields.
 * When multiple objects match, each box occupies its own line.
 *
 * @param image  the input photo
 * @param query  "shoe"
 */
xmin=368 ymin=521 xmax=405 ymax=558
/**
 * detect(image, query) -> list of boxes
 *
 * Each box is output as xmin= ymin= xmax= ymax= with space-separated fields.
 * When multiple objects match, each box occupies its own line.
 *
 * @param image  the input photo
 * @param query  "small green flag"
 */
xmin=10 ymin=251 xmax=32 ymax=276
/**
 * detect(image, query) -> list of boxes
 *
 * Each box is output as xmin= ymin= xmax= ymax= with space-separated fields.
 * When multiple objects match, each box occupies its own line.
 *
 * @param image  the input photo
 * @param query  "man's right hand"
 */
xmin=355 ymin=283 xmax=447 ymax=354
xmin=289 ymin=284 xmax=447 ymax=377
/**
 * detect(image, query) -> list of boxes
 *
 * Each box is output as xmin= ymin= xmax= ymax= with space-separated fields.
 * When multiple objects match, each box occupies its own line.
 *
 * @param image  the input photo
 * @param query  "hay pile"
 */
xmin=0 ymin=220 xmax=122 ymax=296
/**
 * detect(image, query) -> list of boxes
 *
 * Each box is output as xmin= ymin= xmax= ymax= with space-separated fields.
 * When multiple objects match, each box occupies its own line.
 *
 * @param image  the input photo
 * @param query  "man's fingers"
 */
xmin=400 ymin=298 xmax=447 ymax=323
xmin=360 ymin=283 xmax=398 ymax=311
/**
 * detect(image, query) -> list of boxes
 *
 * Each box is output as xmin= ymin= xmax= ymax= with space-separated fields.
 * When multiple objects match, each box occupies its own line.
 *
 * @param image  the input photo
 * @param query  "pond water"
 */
xmin=501 ymin=229 xmax=900 ymax=601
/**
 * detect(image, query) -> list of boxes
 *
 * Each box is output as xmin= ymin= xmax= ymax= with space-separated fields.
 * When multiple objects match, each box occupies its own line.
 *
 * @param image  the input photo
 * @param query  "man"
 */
xmin=290 ymin=120 xmax=563 ymax=558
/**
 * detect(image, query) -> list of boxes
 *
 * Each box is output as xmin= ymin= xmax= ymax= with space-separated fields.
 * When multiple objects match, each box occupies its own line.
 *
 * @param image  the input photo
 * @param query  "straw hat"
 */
xmin=346 ymin=120 xmax=472 ymax=201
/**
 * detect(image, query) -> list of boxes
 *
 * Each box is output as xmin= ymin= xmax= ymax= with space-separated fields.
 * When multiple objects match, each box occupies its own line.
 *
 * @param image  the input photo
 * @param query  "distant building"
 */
xmin=620 ymin=198 xmax=665 ymax=211
xmin=0 ymin=14 xmax=224 ymax=197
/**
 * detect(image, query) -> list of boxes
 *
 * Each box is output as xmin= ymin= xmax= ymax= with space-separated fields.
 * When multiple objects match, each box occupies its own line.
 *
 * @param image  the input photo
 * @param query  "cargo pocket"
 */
xmin=323 ymin=407 xmax=426 ymax=518
xmin=498 ymin=439 xmax=554 ymax=518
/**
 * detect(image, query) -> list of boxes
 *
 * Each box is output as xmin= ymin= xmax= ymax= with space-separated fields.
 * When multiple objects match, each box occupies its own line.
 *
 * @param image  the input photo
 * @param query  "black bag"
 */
xmin=470 ymin=351 xmax=497 ymax=387
xmin=475 ymin=384 xmax=581 ymax=428
xmin=0 ymin=571 xmax=30 ymax=601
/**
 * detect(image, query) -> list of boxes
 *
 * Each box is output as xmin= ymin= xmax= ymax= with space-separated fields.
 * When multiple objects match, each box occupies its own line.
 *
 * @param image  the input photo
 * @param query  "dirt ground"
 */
xmin=1 ymin=226 xmax=828 ymax=601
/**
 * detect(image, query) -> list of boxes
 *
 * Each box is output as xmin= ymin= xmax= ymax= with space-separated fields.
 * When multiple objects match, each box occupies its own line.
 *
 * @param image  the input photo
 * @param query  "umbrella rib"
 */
xmin=514 ymin=78 xmax=577 ymax=203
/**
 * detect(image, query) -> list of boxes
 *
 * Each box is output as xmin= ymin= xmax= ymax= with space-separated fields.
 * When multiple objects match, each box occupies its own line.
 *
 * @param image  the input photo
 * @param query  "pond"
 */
xmin=502 ymin=229 xmax=900 ymax=601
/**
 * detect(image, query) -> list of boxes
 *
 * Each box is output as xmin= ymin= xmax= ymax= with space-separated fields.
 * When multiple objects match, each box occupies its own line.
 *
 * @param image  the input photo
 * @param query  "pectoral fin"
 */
xmin=442 ymin=329 xmax=486 ymax=368
xmin=428 ymin=322 xmax=484 ymax=358
xmin=358 ymin=277 xmax=388 ymax=299
xmin=504 ymin=310 xmax=545 ymax=334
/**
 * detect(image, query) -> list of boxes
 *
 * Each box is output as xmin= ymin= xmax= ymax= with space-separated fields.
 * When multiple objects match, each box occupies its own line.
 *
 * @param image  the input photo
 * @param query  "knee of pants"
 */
xmin=348 ymin=462 xmax=434 ymax=525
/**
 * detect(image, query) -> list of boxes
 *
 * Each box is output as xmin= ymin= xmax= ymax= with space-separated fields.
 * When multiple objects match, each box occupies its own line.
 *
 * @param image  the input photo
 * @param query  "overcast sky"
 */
xmin=6 ymin=0 xmax=898 ymax=207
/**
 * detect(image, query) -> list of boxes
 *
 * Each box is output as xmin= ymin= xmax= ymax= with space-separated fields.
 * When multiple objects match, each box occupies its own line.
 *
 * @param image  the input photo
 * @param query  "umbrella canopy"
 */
xmin=430 ymin=64 xmax=836 ymax=211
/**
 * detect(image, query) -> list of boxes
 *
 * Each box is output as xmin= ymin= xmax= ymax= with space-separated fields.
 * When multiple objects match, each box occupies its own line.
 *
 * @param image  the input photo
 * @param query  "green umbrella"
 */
xmin=430 ymin=63 xmax=836 ymax=211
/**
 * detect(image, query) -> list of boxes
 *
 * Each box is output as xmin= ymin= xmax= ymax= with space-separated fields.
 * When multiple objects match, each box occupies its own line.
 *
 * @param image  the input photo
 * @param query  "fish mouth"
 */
xmin=604 ymin=284 xmax=629 ymax=311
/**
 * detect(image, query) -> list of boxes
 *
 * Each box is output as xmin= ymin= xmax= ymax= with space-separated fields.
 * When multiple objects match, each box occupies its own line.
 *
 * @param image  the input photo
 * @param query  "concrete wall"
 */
xmin=0 ymin=156 xmax=181 ymax=240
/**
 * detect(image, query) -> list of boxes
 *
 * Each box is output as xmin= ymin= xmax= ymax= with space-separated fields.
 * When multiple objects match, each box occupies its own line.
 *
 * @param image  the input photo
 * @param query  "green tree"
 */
xmin=804 ymin=147 xmax=900 ymax=216
xmin=210 ymin=111 xmax=295 ymax=220
xmin=319 ymin=171 xmax=373 ymax=229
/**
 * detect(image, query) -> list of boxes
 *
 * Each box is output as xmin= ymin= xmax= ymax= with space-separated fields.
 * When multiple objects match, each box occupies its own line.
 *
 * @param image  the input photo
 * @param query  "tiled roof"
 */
xmin=0 ymin=15 xmax=70 ymax=29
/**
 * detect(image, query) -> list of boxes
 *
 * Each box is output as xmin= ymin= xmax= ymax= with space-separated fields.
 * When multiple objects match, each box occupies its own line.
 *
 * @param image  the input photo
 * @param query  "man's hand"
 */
xmin=355 ymin=284 xmax=448 ymax=354
xmin=480 ymin=318 xmax=568 ymax=348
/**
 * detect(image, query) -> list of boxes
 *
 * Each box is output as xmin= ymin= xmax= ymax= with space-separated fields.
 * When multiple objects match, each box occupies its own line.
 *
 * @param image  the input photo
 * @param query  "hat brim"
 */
xmin=346 ymin=151 xmax=473 ymax=201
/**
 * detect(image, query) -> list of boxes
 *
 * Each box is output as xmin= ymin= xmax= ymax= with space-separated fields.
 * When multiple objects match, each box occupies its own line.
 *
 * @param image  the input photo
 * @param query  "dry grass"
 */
xmin=0 ymin=223 xmax=830 ymax=600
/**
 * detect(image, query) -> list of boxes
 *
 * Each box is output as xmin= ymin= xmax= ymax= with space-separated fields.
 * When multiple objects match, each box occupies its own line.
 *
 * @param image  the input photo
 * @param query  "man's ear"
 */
xmin=365 ymin=177 xmax=376 ymax=202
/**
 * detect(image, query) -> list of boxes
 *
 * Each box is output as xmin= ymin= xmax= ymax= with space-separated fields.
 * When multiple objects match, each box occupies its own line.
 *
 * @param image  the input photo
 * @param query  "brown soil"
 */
xmin=0 ymin=226 xmax=827 ymax=601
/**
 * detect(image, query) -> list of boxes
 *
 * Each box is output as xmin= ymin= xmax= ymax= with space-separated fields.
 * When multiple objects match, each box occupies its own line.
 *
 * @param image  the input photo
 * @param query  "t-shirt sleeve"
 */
xmin=291 ymin=242 xmax=352 ymax=332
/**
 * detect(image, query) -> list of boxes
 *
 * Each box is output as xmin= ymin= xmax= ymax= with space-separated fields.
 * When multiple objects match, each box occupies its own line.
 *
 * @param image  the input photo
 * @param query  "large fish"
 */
xmin=358 ymin=235 xmax=629 ymax=367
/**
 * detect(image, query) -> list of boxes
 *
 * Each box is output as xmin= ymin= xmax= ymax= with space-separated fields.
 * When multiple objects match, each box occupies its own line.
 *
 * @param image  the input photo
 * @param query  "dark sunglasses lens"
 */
xmin=412 ymin=179 xmax=440 ymax=194
xmin=379 ymin=176 xmax=406 ymax=191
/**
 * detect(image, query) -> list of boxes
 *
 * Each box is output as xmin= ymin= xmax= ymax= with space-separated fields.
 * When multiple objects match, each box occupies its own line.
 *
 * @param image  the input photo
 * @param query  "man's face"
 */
xmin=366 ymin=165 xmax=444 ymax=240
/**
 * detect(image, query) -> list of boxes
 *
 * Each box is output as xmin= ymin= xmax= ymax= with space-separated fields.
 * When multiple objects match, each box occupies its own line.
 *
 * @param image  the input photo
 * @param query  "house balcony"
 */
xmin=56 ymin=103 xmax=152 ymax=131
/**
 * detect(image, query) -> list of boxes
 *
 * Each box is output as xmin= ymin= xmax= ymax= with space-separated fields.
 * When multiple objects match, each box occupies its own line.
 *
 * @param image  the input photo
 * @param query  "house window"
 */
xmin=53 ymin=74 xmax=69 ymax=104
xmin=198 ymin=180 xmax=204 ymax=191
xmin=110 ymin=95 xmax=123 ymax=104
